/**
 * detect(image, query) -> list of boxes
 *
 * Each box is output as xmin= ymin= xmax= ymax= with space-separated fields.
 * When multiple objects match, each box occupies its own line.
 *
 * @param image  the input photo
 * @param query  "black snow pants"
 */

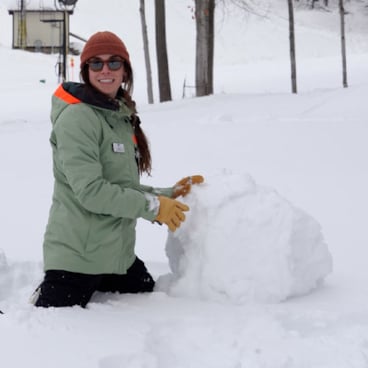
xmin=33 ymin=257 xmax=155 ymax=308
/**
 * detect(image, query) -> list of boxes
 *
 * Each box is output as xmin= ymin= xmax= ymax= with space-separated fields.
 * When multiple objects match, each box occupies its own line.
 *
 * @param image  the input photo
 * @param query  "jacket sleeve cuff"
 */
xmin=140 ymin=184 xmax=174 ymax=198
xmin=140 ymin=193 xmax=159 ymax=222
xmin=153 ymin=187 xmax=174 ymax=198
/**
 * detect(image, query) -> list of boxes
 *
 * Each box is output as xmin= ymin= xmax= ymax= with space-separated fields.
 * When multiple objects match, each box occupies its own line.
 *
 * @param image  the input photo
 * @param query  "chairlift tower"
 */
xmin=55 ymin=0 xmax=78 ymax=81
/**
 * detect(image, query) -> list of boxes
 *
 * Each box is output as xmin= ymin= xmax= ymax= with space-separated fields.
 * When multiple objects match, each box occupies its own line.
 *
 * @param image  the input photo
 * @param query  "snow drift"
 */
xmin=157 ymin=172 xmax=333 ymax=303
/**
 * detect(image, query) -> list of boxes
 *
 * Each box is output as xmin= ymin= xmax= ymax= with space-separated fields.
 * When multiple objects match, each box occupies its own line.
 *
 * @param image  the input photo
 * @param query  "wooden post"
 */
xmin=339 ymin=0 xmax=348 ymax=88
xmin=287 ymin=0 xmax=297 ymax=94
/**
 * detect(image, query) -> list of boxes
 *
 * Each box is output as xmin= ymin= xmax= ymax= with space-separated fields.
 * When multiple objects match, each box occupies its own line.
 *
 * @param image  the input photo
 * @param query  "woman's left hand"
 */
xmin=172 ymin=175 xmax=204 ymax=199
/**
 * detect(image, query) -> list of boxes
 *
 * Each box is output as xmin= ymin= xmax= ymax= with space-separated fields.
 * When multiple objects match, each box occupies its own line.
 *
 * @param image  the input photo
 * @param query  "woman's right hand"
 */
xmin=155 ymin=196 xmax=189 ymax=232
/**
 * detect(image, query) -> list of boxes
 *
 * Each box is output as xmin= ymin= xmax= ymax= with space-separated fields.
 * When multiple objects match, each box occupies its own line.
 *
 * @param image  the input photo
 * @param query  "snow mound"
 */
xmin=0 ymin=249 xmax=42 ymax=303
xmin=0 ymin=249 xmax=9 ymax=300
xmin=0 ymin=249 xmax=7 ymax=270
xmin=157 ymin=172 xmax=333 ymax=303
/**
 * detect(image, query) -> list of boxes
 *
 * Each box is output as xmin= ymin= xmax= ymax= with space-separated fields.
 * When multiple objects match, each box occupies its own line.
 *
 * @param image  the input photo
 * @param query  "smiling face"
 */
xmin=87 ymin=54 xmax=125 ymax=98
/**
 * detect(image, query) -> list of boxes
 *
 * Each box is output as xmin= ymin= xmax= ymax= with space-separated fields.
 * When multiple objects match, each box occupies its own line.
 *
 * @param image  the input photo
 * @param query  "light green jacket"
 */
xmin=43 ymin=83 xmax=172 ymax=274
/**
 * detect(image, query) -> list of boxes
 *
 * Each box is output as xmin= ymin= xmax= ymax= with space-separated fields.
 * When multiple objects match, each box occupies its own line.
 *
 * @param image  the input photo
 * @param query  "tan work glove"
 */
xmin=172 ymin=175 xmax=204 ymax=199
xmin=155 ymin=196 xmax=189 ymax=232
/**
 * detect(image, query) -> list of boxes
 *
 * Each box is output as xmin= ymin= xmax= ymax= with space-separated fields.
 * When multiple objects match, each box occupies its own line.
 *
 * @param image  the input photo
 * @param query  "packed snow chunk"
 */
xmin=156 ymin=173 xmax=333 ymax=303
xmin=0 ymin=249 xmax=9 ymax=300
xmin=0 ymin=249 xmax=7 ymax=271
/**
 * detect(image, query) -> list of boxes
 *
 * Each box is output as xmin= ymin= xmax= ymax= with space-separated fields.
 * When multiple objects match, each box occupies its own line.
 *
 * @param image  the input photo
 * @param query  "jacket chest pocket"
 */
xmin=100 ymin=133 xmax=138 ymax=184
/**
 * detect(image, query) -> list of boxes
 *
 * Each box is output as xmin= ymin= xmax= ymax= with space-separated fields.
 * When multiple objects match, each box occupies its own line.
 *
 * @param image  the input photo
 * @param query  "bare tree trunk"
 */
xmin=139 ymin=0 xmax=154 ymax=104
xmin=155 ymin=0 xmax=172 ymax=102
xmin=208 ymin=0 xmax=215 ymax=94
xmin=339 ymin=0 xmax=348 ymax=88
xmin=195 ymin=0 xmax=215 ymax=97
xmin=287 ymin=0 xmax=297 ymax=94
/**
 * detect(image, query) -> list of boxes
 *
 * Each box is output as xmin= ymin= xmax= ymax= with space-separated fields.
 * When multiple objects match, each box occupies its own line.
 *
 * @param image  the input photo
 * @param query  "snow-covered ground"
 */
xmin=1 ymin=1 xmax=368 ymax=367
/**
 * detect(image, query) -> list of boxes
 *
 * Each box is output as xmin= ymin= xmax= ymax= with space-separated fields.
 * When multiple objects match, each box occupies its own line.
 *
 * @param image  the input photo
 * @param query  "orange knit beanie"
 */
xmin=80 ymin=31 xmax=130 ymax=68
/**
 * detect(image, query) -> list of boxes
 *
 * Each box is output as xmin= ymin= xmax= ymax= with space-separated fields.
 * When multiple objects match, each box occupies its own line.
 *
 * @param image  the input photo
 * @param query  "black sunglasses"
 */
xmin=87 ymin=58 xmax=124 ymax=72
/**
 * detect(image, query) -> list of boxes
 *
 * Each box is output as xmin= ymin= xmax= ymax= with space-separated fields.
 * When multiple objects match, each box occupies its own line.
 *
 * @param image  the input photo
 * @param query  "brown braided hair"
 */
xmin=80 ymin=60 xmax=152 ymax=175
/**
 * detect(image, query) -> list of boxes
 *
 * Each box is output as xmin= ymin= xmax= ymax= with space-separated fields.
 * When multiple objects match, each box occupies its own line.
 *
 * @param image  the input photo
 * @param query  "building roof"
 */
xmin=7 ymin=0 xmax=76 ymax=11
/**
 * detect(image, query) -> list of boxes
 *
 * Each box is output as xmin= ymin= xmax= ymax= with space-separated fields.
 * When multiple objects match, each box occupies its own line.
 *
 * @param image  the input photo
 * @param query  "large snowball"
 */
xmin=156 ymin=173 xmax=333 ymax=303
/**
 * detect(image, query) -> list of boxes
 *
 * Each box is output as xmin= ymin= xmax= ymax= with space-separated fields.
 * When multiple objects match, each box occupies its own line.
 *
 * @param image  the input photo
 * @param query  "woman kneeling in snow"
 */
xmin=32 ymin=31 xmax=203 ymax=308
